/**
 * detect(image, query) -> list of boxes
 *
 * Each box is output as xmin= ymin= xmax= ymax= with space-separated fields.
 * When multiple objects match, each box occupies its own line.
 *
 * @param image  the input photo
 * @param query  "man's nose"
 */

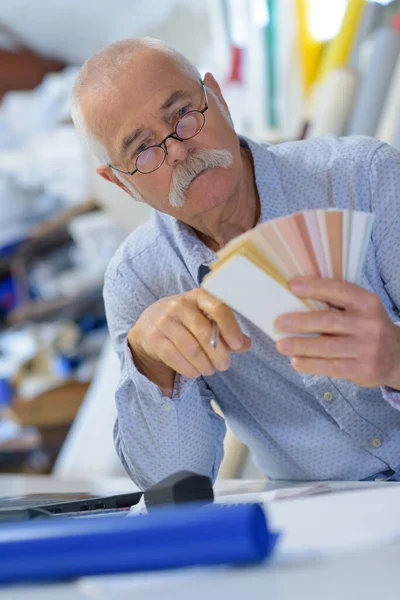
xmin=164 ymin=137 xmax=189 ymax=167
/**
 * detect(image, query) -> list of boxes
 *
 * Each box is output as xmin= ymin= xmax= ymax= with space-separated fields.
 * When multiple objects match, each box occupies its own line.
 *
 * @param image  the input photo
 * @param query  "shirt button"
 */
xmin=323 ymin=392 xmax=333 ymax=401
xmin=371 ymin=438 xmax=382 ymax=448
xmin=162 ymin=403 xmax=172 ymax=412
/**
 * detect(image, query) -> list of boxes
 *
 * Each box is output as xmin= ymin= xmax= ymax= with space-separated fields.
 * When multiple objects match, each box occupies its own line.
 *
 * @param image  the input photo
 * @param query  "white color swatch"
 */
xmin=202 ymin=255 xmax=310 ymax=341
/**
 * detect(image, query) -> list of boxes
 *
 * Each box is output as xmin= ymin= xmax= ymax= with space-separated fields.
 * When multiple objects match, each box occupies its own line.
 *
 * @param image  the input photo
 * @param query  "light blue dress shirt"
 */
xmin=103 ymin=135 xmax=400 ymax=490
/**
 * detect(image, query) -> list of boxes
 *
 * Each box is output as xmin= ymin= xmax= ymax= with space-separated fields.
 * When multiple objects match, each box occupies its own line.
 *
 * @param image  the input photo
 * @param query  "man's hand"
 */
xmin=128 ymin=289 xmax=251 ymax=396
xmin=275 ymin=277 xmax=400 ymax=389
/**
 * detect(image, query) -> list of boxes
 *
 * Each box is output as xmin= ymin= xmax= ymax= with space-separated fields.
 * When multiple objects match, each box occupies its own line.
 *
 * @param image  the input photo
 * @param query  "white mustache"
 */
xmin=168 ymin=149 xmax=233 ymax=209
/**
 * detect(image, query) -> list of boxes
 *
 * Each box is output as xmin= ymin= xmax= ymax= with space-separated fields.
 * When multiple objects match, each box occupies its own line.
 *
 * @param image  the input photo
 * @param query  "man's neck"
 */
xmin=194 ymin=147 xmax=260 ymax=252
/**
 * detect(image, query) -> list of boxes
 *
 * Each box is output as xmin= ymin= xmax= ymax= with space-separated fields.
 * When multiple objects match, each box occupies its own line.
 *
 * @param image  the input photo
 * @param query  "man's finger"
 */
xmin=236 ymin=335 xmax=252 ymax=353
xmin=157 ymin=338 xmax=201 ymax=379
xmin=291 ymin=356 xmax=358 ymax=379
xmin=275 ymin=309 xmax=360 ymax=335
xmin=176 ymin=307 xmax=234 ymax=371
xmin=162 ymin=320 xmax=219 ymax=376
xmin=277 ymin=335 xmax=358 ymax=359
xmin=289 ymin=277 xmax=371 ymax=311
xmin=196 ymin=289 xmax=245 ymax=350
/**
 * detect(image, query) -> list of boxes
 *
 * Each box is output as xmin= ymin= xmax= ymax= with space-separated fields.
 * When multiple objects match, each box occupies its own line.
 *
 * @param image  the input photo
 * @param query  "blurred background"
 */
xmin=0 ymin=0 xmax=399 ymax=483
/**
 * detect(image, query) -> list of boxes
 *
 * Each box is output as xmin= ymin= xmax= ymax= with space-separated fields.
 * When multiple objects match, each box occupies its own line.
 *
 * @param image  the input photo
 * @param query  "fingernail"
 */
xmin=218 ymin=358 xmax=231 ymax=370
xmin=229 ymin=337 xmax=243 ymax=350
xmin=291 ymin=357 xmax=300 ymax=370
xmin=243 ymin=336 xmax=252 ymax=348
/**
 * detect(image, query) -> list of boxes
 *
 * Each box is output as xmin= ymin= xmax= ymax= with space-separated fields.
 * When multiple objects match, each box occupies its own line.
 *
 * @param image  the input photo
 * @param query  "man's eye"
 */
xmin=136 ymin=143 xmax=147 ymax=154
xmin=177 ymin=105 xmax=191 ymax=118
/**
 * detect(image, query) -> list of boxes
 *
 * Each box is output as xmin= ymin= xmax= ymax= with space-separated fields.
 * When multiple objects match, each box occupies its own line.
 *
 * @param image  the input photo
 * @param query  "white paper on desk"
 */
xmin=202 ymin=255 xmax=310 ymax=341
xmin=268 ymin=484 xmax=400 ymax=558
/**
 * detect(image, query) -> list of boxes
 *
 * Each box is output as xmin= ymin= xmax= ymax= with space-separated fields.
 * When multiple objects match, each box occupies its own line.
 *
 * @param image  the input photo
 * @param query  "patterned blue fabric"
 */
xmin=103 ymin=135 xmax=400 ymax=489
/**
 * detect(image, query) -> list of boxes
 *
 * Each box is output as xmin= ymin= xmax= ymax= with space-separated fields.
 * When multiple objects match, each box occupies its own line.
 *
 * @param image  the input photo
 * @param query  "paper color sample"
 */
xmin=346 ymin=211 xmax=375 ymax=283
xmin=274 ymin=215 xmax=320 ymax=276
xmin=341 ymin=210 xmax=352 ymax=280
xmin=202 ymin=209 xmax=374 ymax=341
xmin=303 ymin=210 xmax=330 ymax=277
xmin=203 ymin=254 xmax=310 ymax=341
xmin=259 ymin=222 xmax=303 ymax=279
xmin=325 ymin=211 xmax=343 ymax=279
xmin=316 ymin=210 xmax=333 ymax=278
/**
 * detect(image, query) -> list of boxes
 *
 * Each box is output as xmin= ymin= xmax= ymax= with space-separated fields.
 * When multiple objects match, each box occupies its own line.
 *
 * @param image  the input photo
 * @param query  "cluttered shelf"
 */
xmin=0 ymin=192 xmax=127 ymax=474
xmin=5 ymin=286 xmax=104 ymax=327
xmin=1 ymin=199 xmax=102 ymax=328
xmin=1 ymin=199 xmax=98 ymax=262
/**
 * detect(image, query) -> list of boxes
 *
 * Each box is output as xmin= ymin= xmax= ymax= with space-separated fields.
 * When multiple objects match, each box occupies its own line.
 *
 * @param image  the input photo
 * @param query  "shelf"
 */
xmin=0 ymin=200 xmax=100 ymax=281
xmin=14 ymin=199 xmax=100 ymax=263
xmin=6 ymin=286 xmax=103 ymax=327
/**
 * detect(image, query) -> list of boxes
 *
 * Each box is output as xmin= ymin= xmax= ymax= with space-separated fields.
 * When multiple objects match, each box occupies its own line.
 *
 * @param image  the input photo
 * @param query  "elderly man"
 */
xmin=72 ymin=37 xmax=400 ymax=489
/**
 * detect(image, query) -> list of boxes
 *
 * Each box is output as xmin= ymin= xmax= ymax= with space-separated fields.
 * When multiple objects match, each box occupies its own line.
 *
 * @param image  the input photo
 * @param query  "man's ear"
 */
xmin=203 ymin=72 xmax=231 ymax=115
xmin=96 ymin=165 xmax=131 ymax=194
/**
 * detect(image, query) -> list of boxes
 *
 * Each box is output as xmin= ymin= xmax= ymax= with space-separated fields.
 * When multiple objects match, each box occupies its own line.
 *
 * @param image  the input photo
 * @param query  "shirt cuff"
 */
xmin=123 ymin=337 xmax=197 ymax=401
xmin=171 ymin=373 xmax=197 ymax=400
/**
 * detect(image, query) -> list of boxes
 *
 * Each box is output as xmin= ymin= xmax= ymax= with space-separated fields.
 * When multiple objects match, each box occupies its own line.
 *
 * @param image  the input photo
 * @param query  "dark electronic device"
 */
xmin=144 ymin=471 xmax=214 ymax=508
xmin=0 ymin=471 xmax=213 ymax=521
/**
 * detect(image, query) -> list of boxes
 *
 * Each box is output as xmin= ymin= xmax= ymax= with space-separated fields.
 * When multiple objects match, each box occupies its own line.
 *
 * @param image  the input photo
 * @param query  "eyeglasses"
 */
xmin=108 ymin=81 xmax=208 ymax=177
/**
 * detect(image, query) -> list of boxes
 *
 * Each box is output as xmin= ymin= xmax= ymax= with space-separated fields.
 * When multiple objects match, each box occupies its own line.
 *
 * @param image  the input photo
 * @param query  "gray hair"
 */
xmin=71 ymin=37 xmax=201 ymax=163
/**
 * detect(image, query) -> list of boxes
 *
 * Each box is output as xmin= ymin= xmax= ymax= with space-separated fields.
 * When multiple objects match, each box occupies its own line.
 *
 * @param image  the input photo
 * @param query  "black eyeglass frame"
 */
xmin=107 ymin=80 xmax=209 ymax=176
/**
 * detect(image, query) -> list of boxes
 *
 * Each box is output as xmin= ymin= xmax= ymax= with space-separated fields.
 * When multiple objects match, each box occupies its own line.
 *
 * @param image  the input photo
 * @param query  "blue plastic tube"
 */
xmin=0 ymin=502 xmax=279 ymax=584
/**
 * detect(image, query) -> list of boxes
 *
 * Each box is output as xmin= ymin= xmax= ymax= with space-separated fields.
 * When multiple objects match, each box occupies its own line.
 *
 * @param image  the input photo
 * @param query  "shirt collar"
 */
xmin=242 ymin=135 xmax=290 ymax=222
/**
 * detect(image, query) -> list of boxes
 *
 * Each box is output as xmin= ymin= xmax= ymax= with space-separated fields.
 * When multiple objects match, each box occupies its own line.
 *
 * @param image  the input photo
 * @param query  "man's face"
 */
xmin=92 ymin=53 xmax=242 ymax=221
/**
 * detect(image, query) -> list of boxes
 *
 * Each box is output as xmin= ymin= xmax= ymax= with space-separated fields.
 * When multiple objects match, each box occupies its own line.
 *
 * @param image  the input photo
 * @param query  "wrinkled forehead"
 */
xmin=82 ymin=53 xmax=199 ymax=163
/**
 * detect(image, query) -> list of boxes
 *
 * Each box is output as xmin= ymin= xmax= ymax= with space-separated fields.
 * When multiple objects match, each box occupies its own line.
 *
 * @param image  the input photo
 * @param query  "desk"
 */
xmin=0 ymin=475 xmax=399 ymax=600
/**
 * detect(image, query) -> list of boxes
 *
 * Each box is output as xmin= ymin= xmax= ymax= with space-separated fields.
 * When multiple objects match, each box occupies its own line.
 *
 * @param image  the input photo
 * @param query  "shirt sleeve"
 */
xmin=103 ymin=268 xmax=226 ymax=490
xmin=369 ymin=143 xmax=400 ymax=409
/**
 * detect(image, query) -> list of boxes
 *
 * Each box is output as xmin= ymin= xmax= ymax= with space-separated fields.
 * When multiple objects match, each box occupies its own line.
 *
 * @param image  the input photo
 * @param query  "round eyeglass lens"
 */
xmin=176 ymin=111 xmax=204 ymax=139
xmin=136 ymin=146 xmax=165 ymax=173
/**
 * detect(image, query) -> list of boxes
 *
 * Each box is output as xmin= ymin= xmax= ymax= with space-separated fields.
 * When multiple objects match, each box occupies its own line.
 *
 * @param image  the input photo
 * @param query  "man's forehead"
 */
xmin=89 ymin=61 xmax=196 ymax=143
xmin=102 ymin=73 xmax=198 ymax=159
xmin=108 ymin=53 xmax=192 ymax=111
xmin=124 ymin=57 xmax=195 ymax=106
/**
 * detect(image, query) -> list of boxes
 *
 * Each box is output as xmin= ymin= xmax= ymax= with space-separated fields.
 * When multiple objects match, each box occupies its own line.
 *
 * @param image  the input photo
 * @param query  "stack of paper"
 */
xmin=202 ymin=210 xmax=374 ymax=341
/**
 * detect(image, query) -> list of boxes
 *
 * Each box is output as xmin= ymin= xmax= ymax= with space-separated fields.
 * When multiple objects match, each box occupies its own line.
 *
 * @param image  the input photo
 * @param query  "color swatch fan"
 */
xmin=202 ymin=210 xmax=374 ymax=341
